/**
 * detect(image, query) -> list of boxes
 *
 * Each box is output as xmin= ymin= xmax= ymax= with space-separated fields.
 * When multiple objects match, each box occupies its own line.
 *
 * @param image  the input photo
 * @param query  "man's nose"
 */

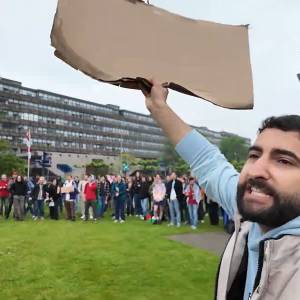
xmin=247 ymin=157 xmax=271 ymax=179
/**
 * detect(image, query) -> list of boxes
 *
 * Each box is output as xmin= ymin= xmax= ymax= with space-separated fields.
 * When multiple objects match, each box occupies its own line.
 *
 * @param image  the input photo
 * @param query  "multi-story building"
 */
xmin=0 ymin=77 xmax=250 ymax=176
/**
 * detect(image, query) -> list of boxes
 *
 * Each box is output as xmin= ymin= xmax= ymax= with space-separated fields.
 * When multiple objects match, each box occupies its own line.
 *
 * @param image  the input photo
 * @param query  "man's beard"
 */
xmin=237 ymin=178 xmax=300 ymax=228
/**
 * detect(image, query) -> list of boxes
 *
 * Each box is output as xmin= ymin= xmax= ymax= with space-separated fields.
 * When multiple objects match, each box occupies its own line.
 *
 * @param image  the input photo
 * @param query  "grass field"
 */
xmin=0 ymin=215 xmax=222 ymax=300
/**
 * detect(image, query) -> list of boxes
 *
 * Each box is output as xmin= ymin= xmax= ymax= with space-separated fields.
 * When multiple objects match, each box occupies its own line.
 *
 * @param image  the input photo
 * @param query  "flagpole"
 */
xmin=27 ymin=150 xmax=30 ymax=179
xmin=25 ymin=129 xmax=32 ymax=179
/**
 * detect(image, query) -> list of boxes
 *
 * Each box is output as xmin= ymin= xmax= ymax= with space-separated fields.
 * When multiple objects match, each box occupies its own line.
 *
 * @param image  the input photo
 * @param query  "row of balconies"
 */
xmin=2 ymin=110 xmax=167 ymax=144
xmin=1 ymin=127 xmax=165 ymax=152
xmin=3 ymin=102 xmax=163 ymax=137
xmin=0 ymin=90 xmax=157 ymax=128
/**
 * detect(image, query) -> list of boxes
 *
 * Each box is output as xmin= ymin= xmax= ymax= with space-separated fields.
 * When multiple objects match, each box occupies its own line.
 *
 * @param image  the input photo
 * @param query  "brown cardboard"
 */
xmin=51 ymin=0 xmax=254 ymax=109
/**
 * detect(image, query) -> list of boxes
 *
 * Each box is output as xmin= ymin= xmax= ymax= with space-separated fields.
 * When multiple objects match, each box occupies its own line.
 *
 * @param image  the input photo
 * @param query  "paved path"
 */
xmin=168 ymin=232 xmax=230 ymax=256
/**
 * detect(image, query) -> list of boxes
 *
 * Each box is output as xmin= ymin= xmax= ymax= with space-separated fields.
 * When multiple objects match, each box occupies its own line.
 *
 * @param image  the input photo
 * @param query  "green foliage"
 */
xmin=120 ymin=153 xmax=138 ymax=166
xmin=173 ymin=157 xmax=190 ymax=175
xmin=220 ymin=136 xmax=248 ymax=162
xmin=160 ymin=142 xmax=190 ymax=175
xmin=230 ymin=160 xmax=246 ymax=172
xmin=0 ymin=139 xmax=10 ymax=152
xmin=0 ymin=216 xmax=221 ymax=300
xmin=0 ymin=139 xmax=26 ymax=175
xmin=138 ymin=158 xmax=160 ymax=172
xmin=85 ymin=159 xmax=110 ymax=176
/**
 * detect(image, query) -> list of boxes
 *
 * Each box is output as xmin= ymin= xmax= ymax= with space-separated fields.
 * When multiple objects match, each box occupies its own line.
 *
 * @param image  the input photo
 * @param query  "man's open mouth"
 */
xmin=244 ymin=182 xmax=274 ymax=203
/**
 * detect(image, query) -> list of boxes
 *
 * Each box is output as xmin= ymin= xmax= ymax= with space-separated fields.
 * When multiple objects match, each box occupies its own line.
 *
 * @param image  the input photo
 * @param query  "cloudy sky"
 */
xmin=0 ymin=0 xmax=299 ymax=141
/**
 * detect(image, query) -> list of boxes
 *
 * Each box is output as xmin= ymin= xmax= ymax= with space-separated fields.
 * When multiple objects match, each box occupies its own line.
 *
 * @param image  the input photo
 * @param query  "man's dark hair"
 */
xmin=259 ymin=115 xmax=300 ymax=134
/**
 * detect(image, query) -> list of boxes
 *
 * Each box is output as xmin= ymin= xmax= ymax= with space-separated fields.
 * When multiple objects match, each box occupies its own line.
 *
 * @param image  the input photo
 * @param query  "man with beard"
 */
xmin=142 ymin=79 xmax=300 ymax=300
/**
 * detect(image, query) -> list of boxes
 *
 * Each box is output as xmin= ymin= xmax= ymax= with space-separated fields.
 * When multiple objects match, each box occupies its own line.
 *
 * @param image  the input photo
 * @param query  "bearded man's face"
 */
xmin=237 ymin=129 xmax=300 ymax=228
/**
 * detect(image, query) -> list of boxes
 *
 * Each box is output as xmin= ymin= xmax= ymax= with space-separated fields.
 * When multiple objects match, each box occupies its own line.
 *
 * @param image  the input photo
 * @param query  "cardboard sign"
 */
xmin=51 ymin=0 xmax=253 ymax=109
xmin=61 ymin=186 xmax=74 ymax=194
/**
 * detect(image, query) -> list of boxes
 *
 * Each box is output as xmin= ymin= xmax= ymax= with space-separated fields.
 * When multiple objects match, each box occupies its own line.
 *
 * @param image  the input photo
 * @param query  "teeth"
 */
xmin=251 ymin=187 xmax=263 ymax=194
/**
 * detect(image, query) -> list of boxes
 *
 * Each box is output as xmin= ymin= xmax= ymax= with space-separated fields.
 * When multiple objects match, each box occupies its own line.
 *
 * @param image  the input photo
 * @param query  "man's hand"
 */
xmin=143 ymin=79 xmax=169 ymax=114
xmin=140 ymin=78 xmax=192 ymax=146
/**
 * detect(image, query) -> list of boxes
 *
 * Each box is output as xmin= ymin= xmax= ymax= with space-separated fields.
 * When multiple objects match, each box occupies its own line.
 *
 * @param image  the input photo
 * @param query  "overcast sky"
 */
xmin=0 ymin=0 xmax=299 ymax=141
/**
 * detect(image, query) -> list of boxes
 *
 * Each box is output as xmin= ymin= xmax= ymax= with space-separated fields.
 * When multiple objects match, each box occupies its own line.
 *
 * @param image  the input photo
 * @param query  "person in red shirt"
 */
xmin=184 ymin=177 xmax=201 ymax=230
xmin=0 ymin=174 xmax=10 ymax=219
xmin=83 ymin=175 xmax=97 ymax=221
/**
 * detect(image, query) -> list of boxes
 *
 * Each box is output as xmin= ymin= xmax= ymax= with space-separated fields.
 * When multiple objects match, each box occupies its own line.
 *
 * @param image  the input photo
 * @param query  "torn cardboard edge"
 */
xmin=51 ymin=0 xmax=254 ymax=110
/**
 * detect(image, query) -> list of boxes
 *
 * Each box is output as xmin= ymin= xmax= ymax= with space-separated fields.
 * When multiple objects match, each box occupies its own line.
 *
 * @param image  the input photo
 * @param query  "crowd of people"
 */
xmin=0 ymin=171 xmax=223 ymax=229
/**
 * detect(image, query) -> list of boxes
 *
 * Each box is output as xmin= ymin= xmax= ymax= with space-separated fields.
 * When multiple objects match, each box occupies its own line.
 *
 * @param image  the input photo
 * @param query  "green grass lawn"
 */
xmin=0 ymin=214 xmax=222 ymax=300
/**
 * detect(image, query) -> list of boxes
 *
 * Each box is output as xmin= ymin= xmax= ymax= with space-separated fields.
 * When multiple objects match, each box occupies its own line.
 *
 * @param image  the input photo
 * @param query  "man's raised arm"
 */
xmin=143 ymin=80 xmax=239 ymax=219
xmin=143 ymin=79 xmax=192 ymax=146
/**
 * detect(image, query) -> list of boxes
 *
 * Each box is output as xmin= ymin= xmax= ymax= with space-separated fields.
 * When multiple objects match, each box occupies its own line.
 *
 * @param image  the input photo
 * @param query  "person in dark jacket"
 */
xmin=10 ymin=175 xmax=28 ymax=221
xmin=31 ymin=176 xmax=48 ymax=220
xmin=97 ymin=176 xmax=109 ymax=218
xmin=166 ymin=172 xmax=183 ymax=227
xmin=139 ymin=176 xmax=151 ymax=219
xmin=132 ymin=172 xmax=143 ymax=217
xmin=112 ymin=175 xmax=127 ymax=223
xmin=47 ymin=178 xmax=61 ymax=220
xmin=126 ymin=177 xmax=134 ymax=216
xmin=24 ymin=176 xmax=35 ymax=218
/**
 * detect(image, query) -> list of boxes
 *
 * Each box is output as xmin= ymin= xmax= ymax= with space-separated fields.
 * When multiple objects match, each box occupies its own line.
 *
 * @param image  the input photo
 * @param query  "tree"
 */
xmin=85 ymin=159 xmax=110 ymax=176
xmin=112 ymin=152 xmax=139 ymax=175
xmin=220 ymin=136 xmax=248 ymax=162
xmin=137 ymin=158 xmax=160 ymax=173
xmin=120 ymin=153 xmax=138 ymax=167
xmin=220 ymin=136 xmax=248 ymax=172
xmin=160 ymin=142 xmax=190 ymax=175
xmin=0 ymin=140 xmax=26 ymax=175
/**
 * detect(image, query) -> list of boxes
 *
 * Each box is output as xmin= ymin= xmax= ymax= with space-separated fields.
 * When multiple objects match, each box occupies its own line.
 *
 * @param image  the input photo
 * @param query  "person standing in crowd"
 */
xmin=104 ymin=174 xmax=112 ymax=211
xmin=74 ymin=176 xmax=80 ymax=213
xmin=47 ymin=178 xmax=61 ymax=220
xmin=132 ymin=171 xmax=142 ymax=218
xmin=126 ymin=177 xmax=134 ymax=217
xmin=78 ymin=174 xmax=89 ymax=220
xmin=97 ymin=176 xmax=109 ymax=218
xmin=24 ymin=176 xmax=35 ymax=218
xmin=184 ymin=177 xmax=201 ymax=230
xmin=163 ymin=175 xmax=171 ymax=222
xmin=166 ymin=172 xmax=183 ymax=227
xmin=112 ymin=175 xmax=126 ymax=223
xmin=197 ymin=188 xmax=206 ymax=224
xmin=32 ymin=176 xmax=47 ymax=220
xmin=5 ymin=173 xmax=17 ymax=219
xmin=84 ymin=175 xmax=97 ymax=221
xmin=0 ymin=174 xmax=10 ymax=219
xmin=9 ymin=175 xmax=27 ymax=221
xmin=147 ymin=176 xmax=154 ymax=210
xmin=152 ymin=174 xmax=166 ymax=224
xmin=56 ymin=176 xmax=64 ymax=214
xmin=178 ymin=175 xmax=189 ymax=224
xmin=139 ymin=175 xmax=150 ymax=220
xmin=62 ymin=175 xmax=78 ymax=221
xmin=207 ymin=195 xmax=220 ymax=226
xmin=110 ymin=175 xmax=117 ymax=219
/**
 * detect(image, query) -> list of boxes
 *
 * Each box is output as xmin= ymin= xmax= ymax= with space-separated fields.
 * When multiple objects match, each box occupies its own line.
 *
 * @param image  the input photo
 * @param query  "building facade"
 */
xmin=0 ymin=77 xmax=250 ymax=175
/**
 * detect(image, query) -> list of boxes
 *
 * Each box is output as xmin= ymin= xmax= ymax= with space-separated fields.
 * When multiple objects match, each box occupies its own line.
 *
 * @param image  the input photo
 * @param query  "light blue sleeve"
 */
xmin=175 ymin=130 xmax=239 ymax=219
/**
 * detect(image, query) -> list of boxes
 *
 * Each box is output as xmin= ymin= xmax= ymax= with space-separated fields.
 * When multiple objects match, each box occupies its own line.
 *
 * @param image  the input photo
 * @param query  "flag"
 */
xmin=25 ymin=129 xmax=32 ymax=159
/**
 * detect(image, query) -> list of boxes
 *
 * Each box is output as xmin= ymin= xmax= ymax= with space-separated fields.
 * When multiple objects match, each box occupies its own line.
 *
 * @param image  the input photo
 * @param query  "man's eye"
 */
xmin=277 ymin=159 xmax=292 ymax=165
xmin=248 ymin=153 xmax=259 ymax=159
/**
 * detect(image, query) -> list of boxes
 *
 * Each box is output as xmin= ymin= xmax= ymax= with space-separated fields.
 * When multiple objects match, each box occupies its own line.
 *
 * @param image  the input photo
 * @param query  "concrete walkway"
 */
xmin=168 ymin=232 xmax=230 ymax=256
